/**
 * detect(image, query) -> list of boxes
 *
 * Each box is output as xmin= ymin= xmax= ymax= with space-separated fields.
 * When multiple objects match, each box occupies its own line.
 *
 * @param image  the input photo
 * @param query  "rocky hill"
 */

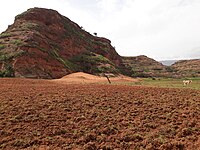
xmin=171 ymin=59 xmax=200 ymax=77
xmin=0 ymin=8 xmax=122 ymax=78
xmin=121 ymin=55 xmax=172 ymax=77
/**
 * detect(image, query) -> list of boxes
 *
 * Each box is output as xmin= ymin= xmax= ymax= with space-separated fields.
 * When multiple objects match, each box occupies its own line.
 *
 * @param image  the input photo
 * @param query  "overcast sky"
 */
xmin=1 ymin=0 xmax=200 ymax=60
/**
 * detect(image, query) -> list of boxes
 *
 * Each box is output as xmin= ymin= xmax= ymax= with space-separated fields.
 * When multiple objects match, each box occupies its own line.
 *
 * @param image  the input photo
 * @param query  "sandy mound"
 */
xmin=53 ymin=72 xmax=138 ymax=84
xmin=61 ymin=72 xmax=101 ymax=80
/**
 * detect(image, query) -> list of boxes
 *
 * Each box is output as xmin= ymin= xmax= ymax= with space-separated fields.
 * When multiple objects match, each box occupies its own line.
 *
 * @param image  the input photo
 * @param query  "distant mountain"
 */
xmin=159 ymin=60 xmax=178 ymax=66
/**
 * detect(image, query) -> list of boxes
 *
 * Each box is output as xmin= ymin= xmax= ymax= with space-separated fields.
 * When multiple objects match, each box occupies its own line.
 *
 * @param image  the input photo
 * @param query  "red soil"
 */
xmin=0 ymin=77 xmax=199 ymax=150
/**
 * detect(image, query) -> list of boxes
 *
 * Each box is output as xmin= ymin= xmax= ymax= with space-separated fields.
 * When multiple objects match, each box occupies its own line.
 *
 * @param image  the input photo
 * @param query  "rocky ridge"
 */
xmin=171 ymin=59 xmax=200 ymax=77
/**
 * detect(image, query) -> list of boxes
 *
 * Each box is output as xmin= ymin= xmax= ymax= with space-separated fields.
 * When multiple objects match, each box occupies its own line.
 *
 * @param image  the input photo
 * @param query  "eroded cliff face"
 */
xmin=0 ymin=7 xmax=122 ymax=78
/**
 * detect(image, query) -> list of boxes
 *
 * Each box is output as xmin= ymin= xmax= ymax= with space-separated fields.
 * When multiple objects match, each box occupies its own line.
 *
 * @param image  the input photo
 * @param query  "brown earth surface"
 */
xmin=0 ymin=76 xmax=200 ymax=150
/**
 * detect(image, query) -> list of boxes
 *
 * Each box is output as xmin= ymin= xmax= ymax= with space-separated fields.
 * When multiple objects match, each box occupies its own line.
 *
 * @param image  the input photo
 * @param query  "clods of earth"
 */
xmin=0 ymin=78 xmax=200 ymax=150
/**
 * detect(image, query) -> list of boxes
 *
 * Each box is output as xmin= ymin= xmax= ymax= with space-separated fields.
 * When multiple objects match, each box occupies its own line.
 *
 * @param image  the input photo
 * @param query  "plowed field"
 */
xmin=0 ymin=78 xmax=200 ymax=150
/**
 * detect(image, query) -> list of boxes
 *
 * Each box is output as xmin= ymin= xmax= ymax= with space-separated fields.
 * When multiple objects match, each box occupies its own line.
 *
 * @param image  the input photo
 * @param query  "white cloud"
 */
xmin=0 ymin=0 xmax=200 ymax=60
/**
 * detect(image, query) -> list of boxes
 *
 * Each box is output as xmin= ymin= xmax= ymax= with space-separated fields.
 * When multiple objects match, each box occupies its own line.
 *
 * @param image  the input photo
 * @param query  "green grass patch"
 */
xmin=136 ymin=78 xmax=200 ymax=90
xmin=113 ymin=77 xmax=200 ymax=90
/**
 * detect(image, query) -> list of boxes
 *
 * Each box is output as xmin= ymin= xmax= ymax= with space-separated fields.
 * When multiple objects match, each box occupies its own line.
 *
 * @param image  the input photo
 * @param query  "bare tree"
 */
xmin=104 ymin=73 xmax=111 ymax=84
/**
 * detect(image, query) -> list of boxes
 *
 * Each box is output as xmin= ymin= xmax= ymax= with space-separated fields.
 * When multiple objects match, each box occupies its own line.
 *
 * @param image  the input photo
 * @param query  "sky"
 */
xmin=0 ymin=0 xmax=200 ymax=61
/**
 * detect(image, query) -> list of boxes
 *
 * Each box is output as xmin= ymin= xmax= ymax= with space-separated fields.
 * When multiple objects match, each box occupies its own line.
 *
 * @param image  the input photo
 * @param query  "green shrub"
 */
xmin=97 ymin=65 xmax=118 ymax=74
xmin=0 ymin=63 xmax=15 ymax=77
xmin=71 ymin=52 xmax=113 ymax=65
xmin=0 ymin=44 xmax=5 ymax=50
xmin=166 ymin=66 xmax=176 ymax=72
xmin=70 ymin=52 xmax=118 ymax=74
xmin=131 ymin=72 xmax=151 ymax=78
xmin=49 ymin=49 xmax=77 ymax=70
xmin=0 ymin=33 xmax=11 ymax=38
xmin=11 ymin=40 xmax=23 ymax=46
xmin=0 ymin=50 xmax=25 ymax=61
xmin=0 ymin=55 xmax=8 ymax=61
xmin=19 ymin=22 xmax=40 ymax=31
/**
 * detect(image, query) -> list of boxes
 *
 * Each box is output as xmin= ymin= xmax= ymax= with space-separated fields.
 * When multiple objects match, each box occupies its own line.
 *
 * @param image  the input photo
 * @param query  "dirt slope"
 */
xmin=0 ymin=79 xmax=199 ymax=149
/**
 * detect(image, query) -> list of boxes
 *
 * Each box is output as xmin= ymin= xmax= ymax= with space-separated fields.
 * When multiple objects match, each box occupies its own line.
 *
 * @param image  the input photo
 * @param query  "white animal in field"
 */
xmin=183 ymin=80 xmax=192 ymax=86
